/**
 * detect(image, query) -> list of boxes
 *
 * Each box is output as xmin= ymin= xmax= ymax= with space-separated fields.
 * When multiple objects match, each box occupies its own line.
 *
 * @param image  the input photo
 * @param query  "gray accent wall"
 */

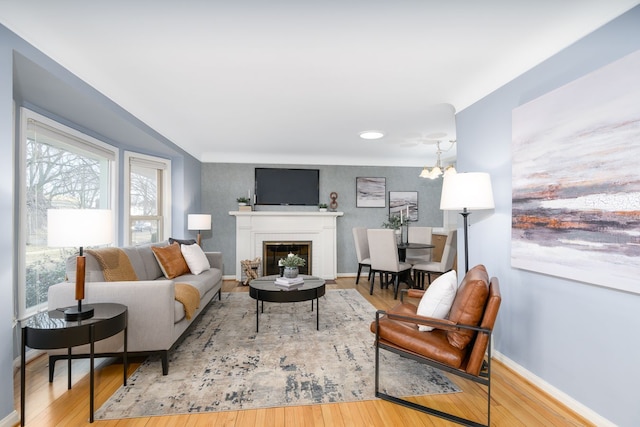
xmin=456 ymin=6 xmax=640 ymax=426
xmin=200 ymin=163 xmax=444 ymax=276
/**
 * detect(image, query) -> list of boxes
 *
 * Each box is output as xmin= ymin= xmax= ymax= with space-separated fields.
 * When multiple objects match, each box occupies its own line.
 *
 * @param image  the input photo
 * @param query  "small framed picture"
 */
xmin=389 ymin=191 xmax=418 ymax=221
xmin=356 ymin=177 xmax=386 ymax=208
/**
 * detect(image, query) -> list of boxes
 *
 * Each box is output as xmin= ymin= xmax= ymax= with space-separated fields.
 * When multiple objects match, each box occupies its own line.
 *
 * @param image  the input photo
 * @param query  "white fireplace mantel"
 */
xmin=229 ymin=211 xmax=343 ymax=280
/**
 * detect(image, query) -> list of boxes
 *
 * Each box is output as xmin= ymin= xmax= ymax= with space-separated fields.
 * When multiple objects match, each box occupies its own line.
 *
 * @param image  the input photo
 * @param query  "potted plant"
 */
xmin=382 ymin=214 xmax=402 ymax=230
xmin=237 ymin=196 xmax=250 ymax=206
xmin=278 ymin=253 xmax=306 ymax=278
xmin=318 ymin=203 xmax=328 ymax=212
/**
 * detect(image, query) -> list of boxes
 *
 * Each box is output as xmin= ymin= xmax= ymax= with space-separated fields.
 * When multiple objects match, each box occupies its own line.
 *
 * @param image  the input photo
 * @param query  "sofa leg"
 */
xmin=161 ymin=351 xmax=169 ymax=375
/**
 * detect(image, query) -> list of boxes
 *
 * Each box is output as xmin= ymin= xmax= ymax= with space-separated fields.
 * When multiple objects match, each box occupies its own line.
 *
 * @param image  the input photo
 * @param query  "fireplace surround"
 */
xmin=229 ymin=211 xmax=343 ymax=280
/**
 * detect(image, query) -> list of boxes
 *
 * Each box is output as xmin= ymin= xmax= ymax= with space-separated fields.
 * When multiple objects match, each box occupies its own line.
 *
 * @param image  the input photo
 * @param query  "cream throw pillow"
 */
xmin=416 ymin=270 xmax=457 ymax=332
xmin=181 ymin=243 xmax=211 ymax=275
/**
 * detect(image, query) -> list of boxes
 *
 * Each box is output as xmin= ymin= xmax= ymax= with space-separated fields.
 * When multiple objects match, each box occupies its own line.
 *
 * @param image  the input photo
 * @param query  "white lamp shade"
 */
xmin=440 ymin=172 xmax=495 ymax=211
xmin=48 ymin=209 xmax=113 ymax=247
xmin=188 ymin=214 xmax=212 ymax=231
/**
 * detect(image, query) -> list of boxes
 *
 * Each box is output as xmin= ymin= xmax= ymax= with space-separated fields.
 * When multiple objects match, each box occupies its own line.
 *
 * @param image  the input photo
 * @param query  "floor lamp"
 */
xmin=440 ymin=172 xmax=494 ymax=272
xmin=48 ymin=209 xmax=113 ymax=321
xmin=188 ymin=214 xmax=212 ymax=246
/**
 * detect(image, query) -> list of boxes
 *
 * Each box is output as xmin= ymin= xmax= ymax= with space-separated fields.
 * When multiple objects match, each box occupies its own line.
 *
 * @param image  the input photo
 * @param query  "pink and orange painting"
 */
xmin=511 ymin=49 xmax=640 ymax=294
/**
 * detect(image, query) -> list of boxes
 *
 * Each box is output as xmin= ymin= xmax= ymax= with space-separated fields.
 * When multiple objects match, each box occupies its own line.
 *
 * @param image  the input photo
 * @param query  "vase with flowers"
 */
xmin=278 ymin=253 xmax=306 ymax=278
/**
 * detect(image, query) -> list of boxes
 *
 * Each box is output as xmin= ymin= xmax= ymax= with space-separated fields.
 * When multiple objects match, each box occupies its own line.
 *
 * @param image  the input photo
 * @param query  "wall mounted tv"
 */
xmin=255 ymin=168 xmax=320 ymax=206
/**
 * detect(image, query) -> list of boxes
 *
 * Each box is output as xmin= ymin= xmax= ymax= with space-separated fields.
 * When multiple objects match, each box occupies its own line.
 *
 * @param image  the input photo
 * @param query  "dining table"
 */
xmin=397 ymin=242 xmax=435 ymax=263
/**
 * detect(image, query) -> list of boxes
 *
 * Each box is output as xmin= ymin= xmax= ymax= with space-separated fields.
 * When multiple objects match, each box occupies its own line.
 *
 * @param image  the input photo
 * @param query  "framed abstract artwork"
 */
xmin=511 ymin=49 xmax=640 ymax=294
xmin=389 ymin=191 xmax=418 ymax=221
xmin=356 ymin=177 xmax=386 ymax=207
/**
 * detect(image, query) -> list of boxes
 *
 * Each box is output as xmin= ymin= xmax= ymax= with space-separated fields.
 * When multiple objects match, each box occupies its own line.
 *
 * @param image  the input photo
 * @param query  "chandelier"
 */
xmin=419 ymin=140 xmax=456 ymax=179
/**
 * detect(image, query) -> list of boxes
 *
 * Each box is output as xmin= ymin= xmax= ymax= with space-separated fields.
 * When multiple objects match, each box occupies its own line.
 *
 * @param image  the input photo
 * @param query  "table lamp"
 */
xmin=188 ymin=214 xmax=212 ymax=246
xmin=440 ymin=172 xmax=494 ymax=272
xmin=47 ymin=209 xmax=113 ymax=321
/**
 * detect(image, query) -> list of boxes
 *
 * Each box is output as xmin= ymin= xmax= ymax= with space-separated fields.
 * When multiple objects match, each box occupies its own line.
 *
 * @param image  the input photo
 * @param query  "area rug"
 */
xmin=96 ymin=289 xmax=459 ymax=419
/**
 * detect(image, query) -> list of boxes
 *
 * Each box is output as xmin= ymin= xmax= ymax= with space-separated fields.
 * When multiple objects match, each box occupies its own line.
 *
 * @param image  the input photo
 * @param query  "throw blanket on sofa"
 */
xmin=87 ymin=248 xmax=138 ymax=281
xmin=175 ymin=283 xmax=200 ymax=320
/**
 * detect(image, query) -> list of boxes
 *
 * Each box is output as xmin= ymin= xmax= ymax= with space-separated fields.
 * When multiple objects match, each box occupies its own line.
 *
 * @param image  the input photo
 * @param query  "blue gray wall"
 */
xmin=456 ymin=6 xmax=640 ymax=426
xmin=1 ymin=24 xmax=202 ymax=424
xmin=0 ymin=25 xmax=17 ymax=424
xmin=200 ymin=163 xmax=445 ymax=276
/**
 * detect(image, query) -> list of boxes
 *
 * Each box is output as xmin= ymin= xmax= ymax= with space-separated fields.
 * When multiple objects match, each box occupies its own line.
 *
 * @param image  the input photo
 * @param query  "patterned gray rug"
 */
xmin=96 ymin=289 xmax=459 ymax=419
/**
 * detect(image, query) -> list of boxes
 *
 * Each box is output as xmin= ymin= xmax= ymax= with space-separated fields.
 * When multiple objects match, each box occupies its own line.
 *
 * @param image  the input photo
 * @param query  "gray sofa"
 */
xmin=47 ymin=241 xmax=223 ymax=375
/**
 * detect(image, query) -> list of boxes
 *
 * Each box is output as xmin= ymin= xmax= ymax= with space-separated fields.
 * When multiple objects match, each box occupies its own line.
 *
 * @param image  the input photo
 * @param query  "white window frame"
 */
xmin=124 ymin=151 xmax=171 ymax=245
xmin=17 ymin=108 xmax=118 ymax=320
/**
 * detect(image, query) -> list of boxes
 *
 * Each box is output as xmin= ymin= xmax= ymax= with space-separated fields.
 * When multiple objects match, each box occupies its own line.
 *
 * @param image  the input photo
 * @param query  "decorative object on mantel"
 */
xmin=279 ymin=253 xmax=306 ymax=278
xmin=329 ymin=191 xmax=338 ymax=210
xmin=240 ymin=257 xmax=261 ymax=285
xmin=236 ymin=196 xmax=250 ymax=206
xmin=94 ymin=290 xmax=459 ymax=420
xmin=318 ymin=203 xmax=328 ymax=212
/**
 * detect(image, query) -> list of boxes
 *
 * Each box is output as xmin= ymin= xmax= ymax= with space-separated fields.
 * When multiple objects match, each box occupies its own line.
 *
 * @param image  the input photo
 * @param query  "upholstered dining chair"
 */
xmin=405 ymin=226 xmax=433 ymax=265
xmin=352 ymin=227 xmax=371 ymax=285
xmin=412 ymin=229 xmax=457 ymax=288
xmin=367 ymin=229 xmax=413 ymax=299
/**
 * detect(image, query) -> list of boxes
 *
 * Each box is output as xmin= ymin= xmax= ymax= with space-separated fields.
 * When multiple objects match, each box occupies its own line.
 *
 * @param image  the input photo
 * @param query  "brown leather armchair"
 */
xmin=370 ymin=264 xmax=501 ymax=427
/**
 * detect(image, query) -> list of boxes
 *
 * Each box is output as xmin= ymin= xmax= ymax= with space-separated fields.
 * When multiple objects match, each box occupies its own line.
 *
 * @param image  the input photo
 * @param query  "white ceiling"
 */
xmin=1 ymin=1 xmax=638 ymax=167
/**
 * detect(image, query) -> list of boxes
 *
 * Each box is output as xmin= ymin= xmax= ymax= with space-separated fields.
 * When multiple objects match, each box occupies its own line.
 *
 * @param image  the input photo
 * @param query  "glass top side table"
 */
xmin=20 ymin=303 xmax=128 ymax=425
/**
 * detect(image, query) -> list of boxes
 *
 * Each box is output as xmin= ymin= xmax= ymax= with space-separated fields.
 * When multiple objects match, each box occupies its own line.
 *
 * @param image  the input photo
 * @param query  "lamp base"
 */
xmin=64 ymin=305 xmax=94 ymax=321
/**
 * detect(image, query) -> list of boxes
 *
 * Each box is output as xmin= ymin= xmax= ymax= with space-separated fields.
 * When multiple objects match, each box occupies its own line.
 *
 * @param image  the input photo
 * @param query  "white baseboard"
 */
xmin=0 ymin=410 xmax=20 ymax=427
xmin=493 ymin=351 xmax=615 ymax=426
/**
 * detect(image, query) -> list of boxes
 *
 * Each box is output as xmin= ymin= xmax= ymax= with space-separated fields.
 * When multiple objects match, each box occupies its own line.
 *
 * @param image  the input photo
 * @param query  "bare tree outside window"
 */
xmin=20 ymin=111 xmax=115 ymax=319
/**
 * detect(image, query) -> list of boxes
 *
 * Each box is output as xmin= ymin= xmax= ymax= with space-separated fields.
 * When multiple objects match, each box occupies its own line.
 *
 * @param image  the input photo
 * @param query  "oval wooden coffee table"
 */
xmin=249 ymin=275 xmax=326 ymax=332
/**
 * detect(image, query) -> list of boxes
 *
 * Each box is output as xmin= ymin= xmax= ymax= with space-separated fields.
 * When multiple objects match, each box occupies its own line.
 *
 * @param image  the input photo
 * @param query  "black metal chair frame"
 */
xmin=374 ymin=309 xmax=493 ymax=427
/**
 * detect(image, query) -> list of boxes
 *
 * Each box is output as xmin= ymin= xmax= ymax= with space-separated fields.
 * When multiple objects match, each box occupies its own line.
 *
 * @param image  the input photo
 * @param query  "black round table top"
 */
xmin=23 ymin=303 xmax=127 ymax=331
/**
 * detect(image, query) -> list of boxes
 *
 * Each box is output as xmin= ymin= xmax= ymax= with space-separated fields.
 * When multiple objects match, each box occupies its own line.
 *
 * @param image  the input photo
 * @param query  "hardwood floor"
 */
xmin=14 ymin=277 xmax=593 ymax=426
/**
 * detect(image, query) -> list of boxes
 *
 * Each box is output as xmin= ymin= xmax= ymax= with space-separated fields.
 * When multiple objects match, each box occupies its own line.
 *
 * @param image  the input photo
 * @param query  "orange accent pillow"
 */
xmin=151 ymin=242 xmax=191 ymax=279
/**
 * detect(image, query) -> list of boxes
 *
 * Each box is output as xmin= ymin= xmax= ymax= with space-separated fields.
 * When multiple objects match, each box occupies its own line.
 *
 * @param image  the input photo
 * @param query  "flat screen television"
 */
xmin=255 ymin=168 xmax=320 ymax=206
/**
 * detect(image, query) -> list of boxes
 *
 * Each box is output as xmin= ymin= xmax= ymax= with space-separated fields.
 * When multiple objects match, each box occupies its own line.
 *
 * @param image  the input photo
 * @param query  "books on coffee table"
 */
xmin=274 ymin=276 xmax=304 ymax=290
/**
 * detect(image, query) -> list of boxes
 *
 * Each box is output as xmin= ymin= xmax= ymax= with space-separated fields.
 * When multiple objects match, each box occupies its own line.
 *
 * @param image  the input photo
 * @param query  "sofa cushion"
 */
xmin=169 ymin=237 xmax=197 ymax=246
xmin=180 ymin=243 xmax=211 ymax=275
xmin=86 ymin=248 xmax=138 ymax=281
xmin=152 ymin=242 xmax=191 ymax=279
xmin=416 ymin=269 xmax=457 ymax=332
xmin=446 ymin=265 xmax=489 ymax=350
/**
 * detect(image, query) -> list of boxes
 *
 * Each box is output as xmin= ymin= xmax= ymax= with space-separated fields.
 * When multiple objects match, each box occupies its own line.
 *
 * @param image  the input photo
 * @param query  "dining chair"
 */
xmin=352 ymin=227 xmax=371 ymax=285
xmin=405 ymin=226 xmax=433 ymax=265
xmin=367 ymin=229 xmax=413 ymax=299
xmin=412 ymin=229 xmax=457 ymax=288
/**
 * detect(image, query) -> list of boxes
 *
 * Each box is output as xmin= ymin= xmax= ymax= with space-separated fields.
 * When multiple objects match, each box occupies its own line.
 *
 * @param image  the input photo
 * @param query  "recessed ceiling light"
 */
xmin=359 ymin=130 xmax=385 ymax=140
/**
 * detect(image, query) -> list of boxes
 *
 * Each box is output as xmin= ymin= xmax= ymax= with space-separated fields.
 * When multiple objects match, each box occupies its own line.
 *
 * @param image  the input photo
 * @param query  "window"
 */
xmin=18 ymin=108 xmax=117 ymax=319
xmin=125 ymin=152 xmax=171 ymax=245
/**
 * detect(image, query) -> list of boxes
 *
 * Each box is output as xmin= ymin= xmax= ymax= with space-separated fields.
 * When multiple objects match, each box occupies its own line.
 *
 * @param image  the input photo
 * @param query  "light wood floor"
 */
xmin=14 ymin=277 xmax=593 ymax=426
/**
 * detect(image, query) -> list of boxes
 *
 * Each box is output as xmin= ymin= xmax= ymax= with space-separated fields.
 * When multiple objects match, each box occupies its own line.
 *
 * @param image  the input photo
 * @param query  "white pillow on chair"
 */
xmin=416 ymin=270 xmax=457 ymax=332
